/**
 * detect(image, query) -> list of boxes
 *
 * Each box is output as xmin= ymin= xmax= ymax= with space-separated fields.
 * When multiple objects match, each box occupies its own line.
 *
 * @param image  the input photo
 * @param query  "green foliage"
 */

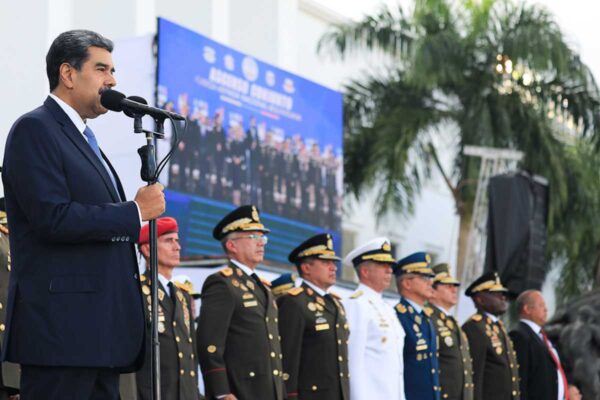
xmin=319 ymin=0 xmax=600 ymax=302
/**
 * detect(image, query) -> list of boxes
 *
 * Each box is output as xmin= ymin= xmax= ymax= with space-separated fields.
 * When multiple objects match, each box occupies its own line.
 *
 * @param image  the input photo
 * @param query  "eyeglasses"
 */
xmin=230 ymin=234 xmax=268 ymax=244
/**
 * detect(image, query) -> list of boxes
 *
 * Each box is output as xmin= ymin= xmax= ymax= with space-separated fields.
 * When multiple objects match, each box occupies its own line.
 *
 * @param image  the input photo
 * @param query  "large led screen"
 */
xmin=156 ymin=18 xmax=343 ymax=265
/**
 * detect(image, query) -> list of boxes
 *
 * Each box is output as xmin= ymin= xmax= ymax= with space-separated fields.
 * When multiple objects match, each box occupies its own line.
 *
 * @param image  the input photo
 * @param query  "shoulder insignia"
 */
xmin=220 ymin=267 xmax=233 ymax=277
xmin=260 ymin=277 xmax=272 ymax=287
xmin=288 ymin=287 xmax=304 ymax=296
xmin=471 ymin=314 xmax=483 ymax=322
xmin=329 ymin=291 xmax=341 ymax=300
xmin=396 ymin=303 xmax=407 ymax=314
xmin=423 ymin=306 xmax=434 ymax=317
xmin=349 ymin=290 xmax=364 ymax=299
xmin=174 ymin=281 xmax=192 ymax=294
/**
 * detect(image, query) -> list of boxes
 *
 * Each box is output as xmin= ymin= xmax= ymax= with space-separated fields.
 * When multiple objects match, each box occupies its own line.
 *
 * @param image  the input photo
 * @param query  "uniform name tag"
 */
xmin=315 ymin=323 xmax=330 ymax=331
xmin=244 ymin=301 xmax=258 ymax=307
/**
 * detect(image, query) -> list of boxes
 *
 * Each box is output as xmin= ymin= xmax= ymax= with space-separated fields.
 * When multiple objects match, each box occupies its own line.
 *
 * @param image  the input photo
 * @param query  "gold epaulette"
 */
xmin=220 ymin=267 xmax=233 ymax=277
xmin=423 ymin=306 xmax=434 ymax=317
xmin=260 ymin=277 xmax=272 ymax=287
xmin=329 ymin=291 xmax=341 ymax=300
xmin=396 ymin=303 xmax=407 ymax=314
xmin=174 ymin=281 xmax=192 ymax=294
xmin=288 ymin=287 xmax=304 ymax=296
xmin=471 ymin=314 xmax=483 ymax=322
xmin=349 ymin=290 xmax=363 ymax=299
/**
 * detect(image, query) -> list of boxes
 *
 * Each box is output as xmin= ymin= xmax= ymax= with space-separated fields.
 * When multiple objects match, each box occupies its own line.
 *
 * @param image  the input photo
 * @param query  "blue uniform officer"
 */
xmin=394 ymin=252 xmax=441 ymax=400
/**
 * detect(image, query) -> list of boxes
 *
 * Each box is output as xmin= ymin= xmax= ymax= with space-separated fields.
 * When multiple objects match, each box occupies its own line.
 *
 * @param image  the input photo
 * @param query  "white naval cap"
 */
xmin=343 ymin=237 xmax=396 ymax=267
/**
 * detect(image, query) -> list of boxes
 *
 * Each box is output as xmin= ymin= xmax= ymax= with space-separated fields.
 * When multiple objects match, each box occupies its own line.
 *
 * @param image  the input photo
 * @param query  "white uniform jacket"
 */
xmin=343 ymin=283 xmax=406 ymax=400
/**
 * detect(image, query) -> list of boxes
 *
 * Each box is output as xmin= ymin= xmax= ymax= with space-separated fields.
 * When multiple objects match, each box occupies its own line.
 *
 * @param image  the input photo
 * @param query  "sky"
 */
xmin=316 ymin=0 xmax=600 ymax=84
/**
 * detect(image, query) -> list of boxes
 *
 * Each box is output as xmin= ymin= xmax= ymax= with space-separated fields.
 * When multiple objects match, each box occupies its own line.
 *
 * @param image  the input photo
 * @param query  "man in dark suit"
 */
xmin=196 ymin=205 xmax=283 ymax=400
xmin=394 ymin=252 xmax=441 ymax=400
xmin=426 ymin=263 xmax=474 ymax=400
xmin=509 ymin=290 xmax=567 ymax=400
xmin=1 ymin=30 xmax=165 ymax=399
xmin=277 ymin=233 xmax=350 ymax=400
xmin=136 ymin=218 xmax=200 ymax=400
xmin=462 ymin=272 xmax=520 ymax=400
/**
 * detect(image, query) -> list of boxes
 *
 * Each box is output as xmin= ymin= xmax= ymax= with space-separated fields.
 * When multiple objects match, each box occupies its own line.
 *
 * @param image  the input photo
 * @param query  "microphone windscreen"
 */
xmin=100 ymin=89 xmax=126 ymax=112
xmin=127 ymin=95 xmax=148 ymax=105
xmin=124 ymin=95 xmax=148 ymax=118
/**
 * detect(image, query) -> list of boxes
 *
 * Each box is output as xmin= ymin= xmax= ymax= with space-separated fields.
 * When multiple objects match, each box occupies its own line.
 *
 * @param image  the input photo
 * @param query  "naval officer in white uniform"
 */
xmin=343 ymin=237 xmax=406 ymax=400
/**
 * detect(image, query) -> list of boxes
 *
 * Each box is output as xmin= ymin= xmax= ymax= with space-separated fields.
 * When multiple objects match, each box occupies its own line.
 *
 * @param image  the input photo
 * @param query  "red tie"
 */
xmin=541 ymin=329 xmax=569 ymax=400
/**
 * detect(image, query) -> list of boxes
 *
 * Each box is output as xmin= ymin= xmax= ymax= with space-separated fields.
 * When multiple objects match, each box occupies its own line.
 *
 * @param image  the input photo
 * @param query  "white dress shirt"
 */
xmin=230 ymin=259 xmax=255 ymax=277
xmin=157 ymin=273 xmax=173 ymax=297
xmin=344 ymin=283 xmax=406 ymax=400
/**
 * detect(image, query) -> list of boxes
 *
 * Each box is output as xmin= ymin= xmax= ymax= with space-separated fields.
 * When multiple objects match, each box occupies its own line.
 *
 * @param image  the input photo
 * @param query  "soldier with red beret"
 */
xmin=135 ymin=217 xmax=201 ymax=400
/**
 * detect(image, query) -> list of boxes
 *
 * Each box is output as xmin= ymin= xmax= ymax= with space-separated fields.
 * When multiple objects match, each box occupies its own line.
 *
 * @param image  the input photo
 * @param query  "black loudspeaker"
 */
xmin=484 ymin=172 xmax=549 ymax=297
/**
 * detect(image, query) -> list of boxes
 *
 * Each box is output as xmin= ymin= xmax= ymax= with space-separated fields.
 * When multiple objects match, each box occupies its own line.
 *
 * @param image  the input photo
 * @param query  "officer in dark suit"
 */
xmin=394 ymin=252 xmax=441 ymax=400
xmin=0 ymin=199 xmax=19 ymax=400
xmin=136 ymin=218 xmax=200 ymax=400
xmin=277 ymin=233 xmax=349 ymax=399
xmin=425 ymin=263 xmax=474 ymax=400
xmin=196 ymin=205 xmax=283 ymax=400
xmin=2 ymin=30 xmax=165 ymax=399
xmin=462 ymin=272 xmax=520 ymax=400
xmin=509 ymin=290 xmax=566 ymax=400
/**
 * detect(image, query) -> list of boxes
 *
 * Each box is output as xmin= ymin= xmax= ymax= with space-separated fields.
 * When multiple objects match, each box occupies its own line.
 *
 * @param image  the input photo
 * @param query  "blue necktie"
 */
xmin=83 ymin=126 xmax=120 ymax=199
xmin=83 ymin=126 xmax=103 ymax=160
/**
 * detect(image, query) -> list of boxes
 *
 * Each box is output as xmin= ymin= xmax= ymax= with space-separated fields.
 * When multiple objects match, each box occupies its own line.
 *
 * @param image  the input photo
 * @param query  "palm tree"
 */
xmin=318 ymin=0 xmax=600 ymax=302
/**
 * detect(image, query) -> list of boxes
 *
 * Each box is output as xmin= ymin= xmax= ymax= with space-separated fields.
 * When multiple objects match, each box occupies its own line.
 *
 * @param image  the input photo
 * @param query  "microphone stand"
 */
xmin=137 ymin=116 xmax=163 ymax=400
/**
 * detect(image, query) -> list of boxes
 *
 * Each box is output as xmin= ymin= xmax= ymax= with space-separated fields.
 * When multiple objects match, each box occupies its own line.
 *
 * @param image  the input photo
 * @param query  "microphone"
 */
xmin=124 ymin=95 xmax=148 ymax=118
xmin=101 ymin=89 xmax=186 ymax=121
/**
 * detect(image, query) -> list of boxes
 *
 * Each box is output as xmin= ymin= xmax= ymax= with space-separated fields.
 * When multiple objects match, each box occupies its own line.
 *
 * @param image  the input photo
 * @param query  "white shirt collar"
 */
xmin=49 ymin=93 xmax=86 ymax=134
xmin=157 ymin=273 xmax=172 ymax=296
xmin=230 ymin=259 xmax=255 ymax=277
xmin=303 ymin=279 xmax=328 ymax=297
xmin=357 ymin=282 xmax=383 ymax=300
xmin=521 ymin=318 xmax=542 ymax=335
xmin=485 ymin=312 xmax=499 ymax=322
xmin=404 ymin=297 xmax=423 ymax=314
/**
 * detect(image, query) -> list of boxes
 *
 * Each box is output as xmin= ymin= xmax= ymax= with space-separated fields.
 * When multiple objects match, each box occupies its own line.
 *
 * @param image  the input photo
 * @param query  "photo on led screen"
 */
xmin=155 ymin=18 xmax=343 ymax=264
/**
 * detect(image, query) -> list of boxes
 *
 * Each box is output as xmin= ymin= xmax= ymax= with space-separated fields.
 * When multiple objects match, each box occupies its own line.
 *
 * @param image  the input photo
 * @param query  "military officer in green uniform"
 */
xmin=277 ymin=233 xmax=350 ymax=399
xmin=462 ymin=272 xmax=520 ymax=400
xmin=136 ymin=217 xmax=200 ymax=400
xmin=0 ymin=199 xmax=19 ymax=400
xmin=425 ymin=263 xmax=474 ymax=400
xmin=197 ymin=205 xmax=283 ymax=400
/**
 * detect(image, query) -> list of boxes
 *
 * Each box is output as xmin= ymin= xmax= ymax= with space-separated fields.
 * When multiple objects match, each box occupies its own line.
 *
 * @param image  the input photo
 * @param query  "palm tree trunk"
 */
xmin=456 ymin=211 xmax=472 ymax=283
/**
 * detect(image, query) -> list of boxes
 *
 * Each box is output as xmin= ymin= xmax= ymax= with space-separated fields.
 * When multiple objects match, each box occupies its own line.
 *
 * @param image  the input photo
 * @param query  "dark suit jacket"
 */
xmin=196 ymin=263 xmax=283 ymax=400
xmin=509 ymin=321 xmax=558 ymax=400
xmin=277 ymin=282 xmax=350 ymax=400
xmin=1 ymin=96 xmax=145 ymax=369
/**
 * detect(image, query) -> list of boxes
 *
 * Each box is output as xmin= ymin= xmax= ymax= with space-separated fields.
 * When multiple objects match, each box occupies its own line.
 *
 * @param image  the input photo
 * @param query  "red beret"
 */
xmin=139 ymin=217 xmax=179 ymax=244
